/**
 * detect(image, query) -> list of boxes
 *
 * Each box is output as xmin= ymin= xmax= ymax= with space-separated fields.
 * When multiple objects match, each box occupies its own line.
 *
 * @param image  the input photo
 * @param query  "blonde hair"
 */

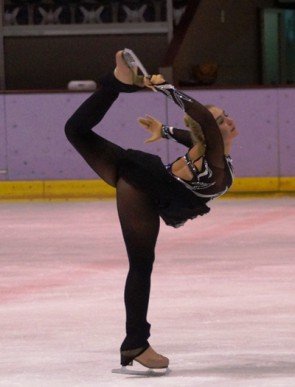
xmin=183 ymin=114 xmax=205 ymax=146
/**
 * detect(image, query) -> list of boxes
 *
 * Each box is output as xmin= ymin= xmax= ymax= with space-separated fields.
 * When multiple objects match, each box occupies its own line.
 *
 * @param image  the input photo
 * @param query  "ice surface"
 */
xmin=0 ymin=196 xmax=294 ymax=386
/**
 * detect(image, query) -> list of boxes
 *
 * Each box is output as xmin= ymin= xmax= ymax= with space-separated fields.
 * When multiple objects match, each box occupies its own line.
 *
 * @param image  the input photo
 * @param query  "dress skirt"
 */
xmin=119 ymin=149 xmax=210 ymax=228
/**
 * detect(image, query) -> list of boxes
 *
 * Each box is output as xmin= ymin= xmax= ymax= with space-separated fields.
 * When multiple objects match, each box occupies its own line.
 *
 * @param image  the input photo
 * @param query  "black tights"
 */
xmin=65 ymin=74 xmax=159 ymax=350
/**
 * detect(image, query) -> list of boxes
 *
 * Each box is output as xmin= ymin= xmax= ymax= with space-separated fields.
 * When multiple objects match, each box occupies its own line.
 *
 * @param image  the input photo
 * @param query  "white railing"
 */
xmin=0 ymin=0 xmax=5 ymax=89
xmin=2 ymin=0 xmax=174 ymax=39
xmin=0 ymin=0 xmax=189 ymax=89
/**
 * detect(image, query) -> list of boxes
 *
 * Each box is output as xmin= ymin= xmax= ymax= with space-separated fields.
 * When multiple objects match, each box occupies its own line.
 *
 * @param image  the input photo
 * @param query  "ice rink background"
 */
xmin=0 ymin=196 xmax=294 ymax=386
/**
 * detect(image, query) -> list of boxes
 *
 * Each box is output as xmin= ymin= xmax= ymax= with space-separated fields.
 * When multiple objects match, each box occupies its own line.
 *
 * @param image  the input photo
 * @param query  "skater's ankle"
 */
xmin=114 ymin=50 xmax=133 ymax=85
xmin=114 ymin=50 xmax=144 ymax=87
xmin=100 ymin=72 xmax=142 ymax=94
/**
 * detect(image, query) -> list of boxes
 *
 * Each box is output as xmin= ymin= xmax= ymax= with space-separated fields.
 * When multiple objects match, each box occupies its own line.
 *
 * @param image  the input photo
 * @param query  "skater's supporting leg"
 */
xmin=116 ymin=178 xmax=160 ymax=351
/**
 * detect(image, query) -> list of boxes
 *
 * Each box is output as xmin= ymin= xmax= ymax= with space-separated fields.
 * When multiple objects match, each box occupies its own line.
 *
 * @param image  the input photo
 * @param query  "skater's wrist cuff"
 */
xmin=161 ymin=125 xmax=174 ymax=140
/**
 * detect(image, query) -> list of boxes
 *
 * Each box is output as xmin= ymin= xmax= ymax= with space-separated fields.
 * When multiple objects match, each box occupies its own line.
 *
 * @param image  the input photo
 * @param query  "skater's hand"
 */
xmin=138 ymin=115 xmax=163 ymax=143
xmin=144 ymin=74 xmax=166 ymax=90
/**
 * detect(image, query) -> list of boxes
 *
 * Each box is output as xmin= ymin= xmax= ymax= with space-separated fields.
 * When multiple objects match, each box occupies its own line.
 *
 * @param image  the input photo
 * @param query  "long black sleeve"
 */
xmin=155 ymin=83 xmax=225 ymax=168
xmin=162 ymin=126 xmax=193 ymax=148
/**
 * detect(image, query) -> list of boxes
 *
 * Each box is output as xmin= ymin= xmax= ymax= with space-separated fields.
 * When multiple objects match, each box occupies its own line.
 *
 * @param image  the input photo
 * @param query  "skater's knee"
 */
xmin=129 ymin=252 xmax=155 ymax=274
xmin=64 ymin=117 xmax=91 ymax=146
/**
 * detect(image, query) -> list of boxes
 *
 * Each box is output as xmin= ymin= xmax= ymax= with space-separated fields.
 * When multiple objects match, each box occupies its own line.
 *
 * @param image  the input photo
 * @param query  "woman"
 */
xmin=65 ymin=49 xmax=238 ymax=371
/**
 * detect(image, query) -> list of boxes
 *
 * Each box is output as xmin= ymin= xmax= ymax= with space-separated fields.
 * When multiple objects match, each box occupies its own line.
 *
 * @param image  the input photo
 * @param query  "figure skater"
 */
xmin=64 ymin=49 xmax=238 ymax=372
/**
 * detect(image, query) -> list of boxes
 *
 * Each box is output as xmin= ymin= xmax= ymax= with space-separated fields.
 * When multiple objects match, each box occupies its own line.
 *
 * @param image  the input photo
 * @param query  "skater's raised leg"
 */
xmin=64 ymin=51 xmax=141 ymax=187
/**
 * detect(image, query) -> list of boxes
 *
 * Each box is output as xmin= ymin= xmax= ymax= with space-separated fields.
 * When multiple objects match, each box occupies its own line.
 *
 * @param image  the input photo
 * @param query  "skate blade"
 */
xmin=122 ymin=48 xmax=149 ymax=77
xmin=112 ymin=366 xmax=171 ymax=376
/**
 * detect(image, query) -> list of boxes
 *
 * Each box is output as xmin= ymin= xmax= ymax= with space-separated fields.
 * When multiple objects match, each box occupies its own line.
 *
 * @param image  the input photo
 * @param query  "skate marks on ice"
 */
xmin=112 ymin=365 xmax=171 ymax=377
xmin=111 ymin=355 xmax=295 ymax=384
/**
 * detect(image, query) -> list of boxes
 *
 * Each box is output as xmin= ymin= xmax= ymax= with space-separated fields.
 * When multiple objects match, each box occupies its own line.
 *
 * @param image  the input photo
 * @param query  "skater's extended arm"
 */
xmin=138 ymin=115 xmax=193 ymax=147
xmin=145 ymin=76 xmax=225 ymax=168
xmin=162 ymin=126 xmax=193 ymax=147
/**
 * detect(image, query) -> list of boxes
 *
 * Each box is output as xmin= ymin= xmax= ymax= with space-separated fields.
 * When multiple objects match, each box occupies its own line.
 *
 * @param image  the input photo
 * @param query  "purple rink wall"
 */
xmin=0 ymin=87 xmax=294 ymax=181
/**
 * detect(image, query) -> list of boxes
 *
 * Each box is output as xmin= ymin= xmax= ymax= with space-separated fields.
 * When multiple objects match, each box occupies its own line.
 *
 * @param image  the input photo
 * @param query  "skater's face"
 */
xmin=208 ymin=106 xmax=239 ymax=141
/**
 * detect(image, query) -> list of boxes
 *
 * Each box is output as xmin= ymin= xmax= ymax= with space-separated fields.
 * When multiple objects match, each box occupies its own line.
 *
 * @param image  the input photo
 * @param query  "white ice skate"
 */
xmin=111 ymin=345 xmax=170 ymax=376
xmin=122 ymin=48 xmax=150 ymax=78
xmin=122 ymin=48 xmax=192 ymax=110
